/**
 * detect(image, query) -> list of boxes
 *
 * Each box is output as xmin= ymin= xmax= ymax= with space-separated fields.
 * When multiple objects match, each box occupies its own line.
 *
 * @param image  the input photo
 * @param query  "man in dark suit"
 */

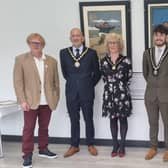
xmin=60 ymin=28 xmax=101 ymax=157
xmin=143 ymin=24 xmax=168 ymax=161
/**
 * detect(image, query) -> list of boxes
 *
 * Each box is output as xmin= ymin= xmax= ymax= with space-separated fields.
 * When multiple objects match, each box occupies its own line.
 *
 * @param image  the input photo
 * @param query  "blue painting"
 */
xmin=151 ymin=7 xmax=168 ymax=27
xmin=149 ymin=6 xmax=168 ymax=47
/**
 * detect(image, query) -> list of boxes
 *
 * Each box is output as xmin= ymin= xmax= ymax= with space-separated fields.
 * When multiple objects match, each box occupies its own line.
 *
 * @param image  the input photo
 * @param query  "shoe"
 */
xmin=88 ymin=145 xmax=98 ymax=156
xmin=64 ymin=146 xmax=80 ymax=158
xmin=111 ymin=151 xmax=118 ymax=157
xmin=118 ymin=152 xmax=125 ymax=158
xmin=118 ymin=147 xmax=125 ymax=158
xmin=38 ymin=149 xmax=58 ymax=159
xmin=23 ymin=154 xmax=32 ymax=168
xmin=163 ymin=150 xmax=168 ymax=162
xmin=111 ymin=143 xmax=119 ymax=157
xmin=145 ymin=147 xmax=157 ymax=160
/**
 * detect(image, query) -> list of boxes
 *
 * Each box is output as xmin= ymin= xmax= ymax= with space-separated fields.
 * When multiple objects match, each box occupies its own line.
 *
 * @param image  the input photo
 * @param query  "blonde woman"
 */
xmin=100 ymin=33 xmax=132 ymax=158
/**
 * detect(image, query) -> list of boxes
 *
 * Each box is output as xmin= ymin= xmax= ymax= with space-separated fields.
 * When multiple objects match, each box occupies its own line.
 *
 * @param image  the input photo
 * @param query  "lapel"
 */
xmin=69 ymin=47 xmax=73 ymax=52
xmin=155 ymin=46 xmax=168 ymax=63
xmin=151 ymin=47 xmax=156 ymax=66
xmin=82 ymin=46 xmax=87 ymax=53
xmin=162 ymin=46 xmax=168 ymax=66
xmin=69 ymin=47 xmax=74 ymax=57
xmin=27 ymin=52 xmax=41 ymax=82
xmin=162 ymin=46 xmax=168 ymax=58
xmin=44 ymin=55 xmax=49 ymax=83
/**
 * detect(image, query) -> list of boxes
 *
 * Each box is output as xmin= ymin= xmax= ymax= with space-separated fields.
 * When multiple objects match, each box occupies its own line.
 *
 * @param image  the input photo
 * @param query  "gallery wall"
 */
xmin=0 ymin=0 xmax=164 ymax=142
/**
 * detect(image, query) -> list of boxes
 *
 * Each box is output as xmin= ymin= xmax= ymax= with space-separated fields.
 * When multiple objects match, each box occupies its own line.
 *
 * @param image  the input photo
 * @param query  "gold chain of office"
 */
xmin=68 ymin=47 xmax=89 ymax=68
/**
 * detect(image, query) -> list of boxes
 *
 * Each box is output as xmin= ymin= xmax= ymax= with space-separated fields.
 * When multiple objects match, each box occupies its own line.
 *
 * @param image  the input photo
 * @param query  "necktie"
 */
xmin=75 ymin=48 xmax=80 ymax=58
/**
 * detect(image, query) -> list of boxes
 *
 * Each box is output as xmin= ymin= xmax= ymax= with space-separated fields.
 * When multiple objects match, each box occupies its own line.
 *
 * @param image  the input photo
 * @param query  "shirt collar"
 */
xmin=42 ymin=54 xmax=46 ymax=60
xmin=33 ymin=53 xmax=46 ymax=61
xmin=72 ymin=45 xmax=84 ymax=54
xmin=155 ymin=45 xmax=166 ymax=52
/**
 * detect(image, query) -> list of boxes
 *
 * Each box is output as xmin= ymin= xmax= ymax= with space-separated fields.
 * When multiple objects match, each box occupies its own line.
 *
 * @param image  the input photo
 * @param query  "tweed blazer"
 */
xmin=143 ymin=47 xmax=168 ymax=102
xmin=13 ymin=52 xmax=60 ymax=110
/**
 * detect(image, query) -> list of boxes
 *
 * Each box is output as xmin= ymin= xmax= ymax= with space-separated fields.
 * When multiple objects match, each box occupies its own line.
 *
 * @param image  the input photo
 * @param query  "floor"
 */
xmin=0 ymin=142 xmax=167 ymax=168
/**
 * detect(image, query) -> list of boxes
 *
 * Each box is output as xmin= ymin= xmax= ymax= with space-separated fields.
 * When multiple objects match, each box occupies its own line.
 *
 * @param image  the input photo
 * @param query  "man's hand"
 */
xmin=21 ymin=102 xmax=30 ymax=111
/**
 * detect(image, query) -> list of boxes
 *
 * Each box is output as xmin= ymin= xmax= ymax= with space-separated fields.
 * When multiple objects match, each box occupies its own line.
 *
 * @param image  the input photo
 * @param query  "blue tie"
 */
xmin=75 ymin=48 xmax=80 ymax=58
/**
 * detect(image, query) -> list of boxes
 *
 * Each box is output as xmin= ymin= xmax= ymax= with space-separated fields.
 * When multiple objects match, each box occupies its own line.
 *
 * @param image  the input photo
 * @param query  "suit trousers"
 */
xmin=66 ymin=94 xmax=95 ymax=147
xmin=145 ymin=99 xmax=168 ymax=149
xmin=22 ymin=105 xmax=52 ymax=157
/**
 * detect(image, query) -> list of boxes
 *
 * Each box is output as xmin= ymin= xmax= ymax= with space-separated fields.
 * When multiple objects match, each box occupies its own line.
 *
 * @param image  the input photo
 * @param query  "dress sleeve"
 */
xmin=125 ymin=57 xmax=132 ymax=85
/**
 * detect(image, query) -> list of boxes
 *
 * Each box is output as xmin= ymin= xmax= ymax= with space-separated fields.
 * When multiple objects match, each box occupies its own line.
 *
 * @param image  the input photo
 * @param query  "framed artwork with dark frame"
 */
xmin=144 ymin=0 xmax=168 ymax=49
xmin=79 ymin=1 xmax=131 ymax=59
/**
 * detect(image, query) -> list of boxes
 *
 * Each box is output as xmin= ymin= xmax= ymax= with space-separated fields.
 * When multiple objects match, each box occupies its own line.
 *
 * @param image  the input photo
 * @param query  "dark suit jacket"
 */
xmin=60 ymin=46 xmax=101 ymax=101
xmin=143 ymin=47 xmax=168 ymax=102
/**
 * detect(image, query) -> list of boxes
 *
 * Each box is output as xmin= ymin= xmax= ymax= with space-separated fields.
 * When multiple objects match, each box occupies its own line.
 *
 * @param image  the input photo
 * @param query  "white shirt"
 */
xmin=72 ymin=45 xmax=83 ymax=56
xmin=33 ymin=54 xmax=47 ymax=105
xmin=155 ymin=45 xmax=166 ymax=65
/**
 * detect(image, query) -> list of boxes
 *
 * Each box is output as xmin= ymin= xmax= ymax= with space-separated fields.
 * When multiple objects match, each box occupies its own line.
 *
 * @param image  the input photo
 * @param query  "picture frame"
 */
xmin=144 ymin=0 xmax=168 ymax=48
xmin=79 ymin=1 xmax=132 ymax=59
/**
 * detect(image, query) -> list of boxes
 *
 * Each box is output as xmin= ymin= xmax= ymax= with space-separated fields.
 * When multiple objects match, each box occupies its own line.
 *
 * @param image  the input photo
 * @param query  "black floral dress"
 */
xmin=100 ymin=54 xmax=132 ymax=118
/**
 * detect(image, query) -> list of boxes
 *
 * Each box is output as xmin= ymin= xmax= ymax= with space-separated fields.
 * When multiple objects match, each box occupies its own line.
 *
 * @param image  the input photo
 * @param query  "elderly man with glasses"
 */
xmin=13 ymin=33 xmax=60 ymax=168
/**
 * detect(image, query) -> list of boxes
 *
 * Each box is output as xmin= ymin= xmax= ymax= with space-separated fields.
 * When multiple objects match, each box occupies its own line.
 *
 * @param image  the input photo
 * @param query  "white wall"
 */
xmin=0 ymin=0 xmax=164 ymax=141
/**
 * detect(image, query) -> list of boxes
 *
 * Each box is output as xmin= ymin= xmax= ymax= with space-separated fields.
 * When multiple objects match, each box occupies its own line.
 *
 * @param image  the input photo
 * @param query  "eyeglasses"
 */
xmin=29 ymin=41 xmax=42 ymax=46
xmin=107 ymin=41 xmax=118 ymax=45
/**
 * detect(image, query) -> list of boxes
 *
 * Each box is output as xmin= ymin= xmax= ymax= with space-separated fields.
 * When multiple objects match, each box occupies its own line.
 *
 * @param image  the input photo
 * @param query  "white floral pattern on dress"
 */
xmin=100 ymin=55 xmax=132 ymax=118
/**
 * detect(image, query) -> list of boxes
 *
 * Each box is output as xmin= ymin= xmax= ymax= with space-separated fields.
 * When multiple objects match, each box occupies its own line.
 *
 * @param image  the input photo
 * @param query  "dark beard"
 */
xmin=155 ymin=41 xmax=166 ymax=47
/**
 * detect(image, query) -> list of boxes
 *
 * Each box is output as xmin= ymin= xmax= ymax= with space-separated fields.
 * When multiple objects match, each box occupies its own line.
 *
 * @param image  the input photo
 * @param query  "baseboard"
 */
xmin=1 ymin=135 xmax=165 ymax=148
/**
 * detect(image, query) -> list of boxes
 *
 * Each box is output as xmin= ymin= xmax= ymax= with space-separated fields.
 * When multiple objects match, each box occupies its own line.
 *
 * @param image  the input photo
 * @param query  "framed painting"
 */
xmin=144 ymin=0 xmax=168 ymax=48
xmin=79 ymin=1 xmax=131 ymax=59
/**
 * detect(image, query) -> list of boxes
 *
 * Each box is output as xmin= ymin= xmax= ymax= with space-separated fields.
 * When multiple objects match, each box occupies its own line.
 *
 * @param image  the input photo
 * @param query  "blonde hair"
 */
xmin=26 ymin=33 xmax=45 ymax=46
xmin=105 ymin=33 xmax=124 ymax=53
